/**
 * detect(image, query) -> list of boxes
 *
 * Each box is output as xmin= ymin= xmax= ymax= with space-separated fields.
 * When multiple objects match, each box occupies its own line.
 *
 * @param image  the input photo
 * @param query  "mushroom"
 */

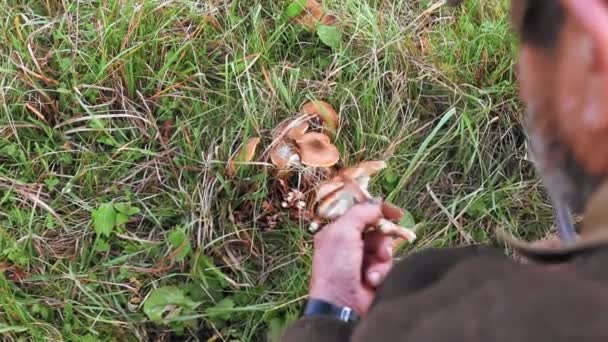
xmin=270 ymin=141 xmax=300 ymax=169
xmin=295 ymin=132 xmax=340 ymax=168
xmin=300 ymin=101 xmax=340 ymax=134
xmin=313 ymin=161 xmax=417 ymax=241
xmin=270 ymin=116 xmax=339 ymax=170
xmin=287 ymin=121 xmax=309 ymax=140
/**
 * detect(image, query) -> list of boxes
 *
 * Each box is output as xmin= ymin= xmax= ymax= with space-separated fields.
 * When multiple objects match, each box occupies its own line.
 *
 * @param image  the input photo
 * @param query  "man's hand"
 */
xmin=309 ymin=203 xmax=395 ymax=315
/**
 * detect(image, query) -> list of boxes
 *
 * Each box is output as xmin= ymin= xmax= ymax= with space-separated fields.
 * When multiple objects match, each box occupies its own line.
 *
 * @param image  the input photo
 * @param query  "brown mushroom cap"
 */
xmin=295 ymin=132 xmax=340 ymax=167
xmin=270 ymin=141 xmax=300 ymax=168
xmin=316 ymin=181 xmax=371 ymax=219
xmin=287 ymin=121 xmax=310 ymax=140
xmin=377 ymin=218 xmax=417 ymax=241
xmin=341 ymin=161 xmax=387 ymax=180
xmin=300 ymin=101 xmax=340 ymax=134
xmin=317 ymin=190 xmax=357 ymax=219
xmin=316 ymin=181 xmax=345 ymax=202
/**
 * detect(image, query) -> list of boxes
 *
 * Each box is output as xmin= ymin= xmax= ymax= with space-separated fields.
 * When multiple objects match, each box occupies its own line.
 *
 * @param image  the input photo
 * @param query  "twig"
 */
xmin=426 ymin=184 xmax=474 ymax=243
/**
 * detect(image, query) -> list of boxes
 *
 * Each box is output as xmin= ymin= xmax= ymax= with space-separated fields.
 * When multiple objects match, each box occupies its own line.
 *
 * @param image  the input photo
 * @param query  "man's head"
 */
xmin=513 ymin=0 xmax=608 ymax=215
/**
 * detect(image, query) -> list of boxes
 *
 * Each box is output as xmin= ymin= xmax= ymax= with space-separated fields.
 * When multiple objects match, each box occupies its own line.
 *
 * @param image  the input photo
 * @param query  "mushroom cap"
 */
xmin=317 ymin=190 xmax=357 ymax=219
xmin=316 ymin=180 xmax=345 ymax=202
xmin=316 ymin=182 xmax=370 ymax=219
xmin=295 ymin=132 xmax=340 ymax=167
xmin=377 ymin=218 xmax=417 ymax=241
xmin=341 ymin=161 xmax=387 ymax=180
xmin=300 ymin=101 xmax=340 ymax=134
xmin=270 ymin=141 xmax=300 ymax=168
xmin=287 ymin=121 xmax=310 ymax=140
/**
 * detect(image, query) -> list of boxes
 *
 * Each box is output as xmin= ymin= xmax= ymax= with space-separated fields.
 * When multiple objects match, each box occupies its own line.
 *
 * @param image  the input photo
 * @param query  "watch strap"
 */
xmin=302 ymin=298 xmax=360 ymax=323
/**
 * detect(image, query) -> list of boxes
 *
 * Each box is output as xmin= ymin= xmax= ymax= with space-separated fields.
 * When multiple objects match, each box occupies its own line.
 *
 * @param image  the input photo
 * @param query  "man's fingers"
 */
xmin=364 ymin=232 xmax=394 ymax=262
xmin=363 ymin=254 xmax=392 ymax=288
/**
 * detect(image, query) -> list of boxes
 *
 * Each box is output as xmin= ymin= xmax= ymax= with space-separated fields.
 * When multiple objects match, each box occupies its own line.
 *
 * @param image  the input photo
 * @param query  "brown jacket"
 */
xmin=282 ymin=245 xmax=608 ymax=341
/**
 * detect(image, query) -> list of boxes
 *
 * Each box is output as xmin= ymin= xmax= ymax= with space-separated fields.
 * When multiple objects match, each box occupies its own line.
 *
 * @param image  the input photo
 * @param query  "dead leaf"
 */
xmin=294 ymin=0 xmax=326 ymax=30
xmin=204 ymin=15 xmax=221 ymax=31
xmin=160 ymin=119 xmax=174 ymax=143
xmin=321 ymin=14 xmax=338 ymax=26
xmin=227 ymin=137 xmax=261 ymax=176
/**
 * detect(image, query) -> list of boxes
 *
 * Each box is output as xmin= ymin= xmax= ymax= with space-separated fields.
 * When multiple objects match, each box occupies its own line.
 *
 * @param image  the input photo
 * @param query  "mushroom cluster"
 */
xmin=270 ymin=101 xmax=341 ymax=170
xmin=313 ymin=161 xmax=417 ymax=241
xmin=226 ymin=100 xmax=416 ymax=243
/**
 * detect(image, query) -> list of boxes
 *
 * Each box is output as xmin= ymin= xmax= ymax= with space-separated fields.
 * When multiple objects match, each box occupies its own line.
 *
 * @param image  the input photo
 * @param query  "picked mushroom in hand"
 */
xmin=313 ymin=161 xmax=417 ymax=242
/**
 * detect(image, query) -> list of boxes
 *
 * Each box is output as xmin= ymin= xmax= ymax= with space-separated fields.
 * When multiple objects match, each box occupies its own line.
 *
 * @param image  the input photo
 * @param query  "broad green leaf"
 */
xmin=116 ymin=213 xmax=129 ymax=225
xmin=94 ymin=239 xmax=110 ymax=252
xmin=205 ymin=297 xmax=235 ymax=321
xmin=59 ymin=57 xmax=71 ymax=71
xmin=44 ymin=178 xmax=59 ymax=190
xmin=190 ymin=254 xmax=228 ymax=302
xmin=143 ymin=286 xmax=200 ymax=322
xmin=383 ymin=169 xmax=398 ymax=184
xmin=399 ymin=210 xmax=416 ymax=230
xmin=316 ymin=25 xmax=342 ymax=49
xmin=114 ymin=202 xmax=140 ymax=216
xmin=114 ymin=203 xmax=130 ymax=214
xmin=285 ymin=0 xmax=306 ymax=19
xmin=91 ymin=203 xmax=116 ymax=237
xmin=126 ymin=207 xmax=140 ymax=215
xmin=168 ymin=229 xmax=192 ymax=262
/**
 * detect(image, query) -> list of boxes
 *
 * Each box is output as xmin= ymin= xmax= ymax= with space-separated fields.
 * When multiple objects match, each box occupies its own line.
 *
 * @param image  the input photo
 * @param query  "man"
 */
xmin=282 ymin=0 xmax=608 ymax=340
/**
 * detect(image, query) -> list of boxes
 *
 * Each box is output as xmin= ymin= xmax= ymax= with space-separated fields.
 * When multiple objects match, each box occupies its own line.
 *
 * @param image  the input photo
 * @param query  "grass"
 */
xmin=0 ymin=0 xmax=556 ymax=340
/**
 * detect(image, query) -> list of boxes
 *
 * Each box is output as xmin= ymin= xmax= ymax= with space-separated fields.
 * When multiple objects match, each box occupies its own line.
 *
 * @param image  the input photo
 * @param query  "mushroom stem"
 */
xmin=377 ymin=218 xmax=417 ymax=241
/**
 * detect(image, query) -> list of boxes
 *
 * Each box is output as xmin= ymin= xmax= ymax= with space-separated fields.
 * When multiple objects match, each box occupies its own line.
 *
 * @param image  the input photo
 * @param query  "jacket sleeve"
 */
xmin=281 ymin=315 xmax=353 ymax=342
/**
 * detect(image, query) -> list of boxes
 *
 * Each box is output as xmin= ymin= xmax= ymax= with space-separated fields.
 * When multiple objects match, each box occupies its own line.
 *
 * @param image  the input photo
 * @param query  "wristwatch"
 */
xmin=302 ymin=298 xmax=360 ymax=323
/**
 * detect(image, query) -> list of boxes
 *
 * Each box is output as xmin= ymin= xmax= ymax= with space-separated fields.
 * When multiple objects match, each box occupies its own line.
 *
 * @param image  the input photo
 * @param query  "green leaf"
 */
xmin=94 ymin=239 xmax=110 ymax=252
xmin=44 ymin=178 xmax=60 ymax=191
xmin=114 ymin=202 xmax=140 ymax=216
xmin=285 ymin=0 xmax=306 ymax=19
xmin=143 ymin=286 xmax=200 ymax=323
xmin=168 ymin=229 xmax=192 ymax=262
xmin=59 ymin=57 xmax=71 ymax=71
xmin=127 ymin=207 xmax=140 ymax=215
xmin=116 ymin=213 xmax=129 ymax=225
xmin=316 ymin=25 xmax=342 ymax=49
xmin=190 ymin=254 xmax=228 ymax=302
xmin=399 ymin=210 xmax=416 ymax=230
xmin=383 ymin=169 xmax=398 ymax=184
xmin=91 ymin=203 xmax=116 ymax=237
xmin=205 ymin=297 xmax=235 ymax=321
